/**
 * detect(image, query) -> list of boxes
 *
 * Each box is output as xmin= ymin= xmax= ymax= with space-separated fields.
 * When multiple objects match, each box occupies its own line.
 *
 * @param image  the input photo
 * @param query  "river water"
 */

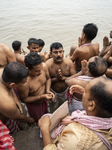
xmin=0 ymin=0 xmax=112 ymax=55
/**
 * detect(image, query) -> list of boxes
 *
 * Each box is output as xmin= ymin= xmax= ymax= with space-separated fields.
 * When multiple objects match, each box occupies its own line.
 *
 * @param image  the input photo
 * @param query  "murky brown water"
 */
xmin=0 ymin=0 xmax=112 ymax=55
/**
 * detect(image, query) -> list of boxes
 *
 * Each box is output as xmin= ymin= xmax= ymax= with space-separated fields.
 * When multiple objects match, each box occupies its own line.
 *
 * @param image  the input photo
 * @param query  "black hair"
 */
xmin=25 ymin=52 xmax=42 ymax=70
xmin=83 ymin=23 xmax=98 ymax=40
xmin=50 ymin=42 xmax=63 ymax=52
xmin=28 ymin=38 xmax=39 ymax=46
xmin=2 ymin=62 xmax=28 ymax=84
xmin=37 ymin=39 xmax=45 ymax=47
xmin=89 ymin=77 xmax=112 ymax=117
xmin=89 ymin=56 xmax=107 ymax=77
xmin=12 ymin=41 xmax=21 ymax=51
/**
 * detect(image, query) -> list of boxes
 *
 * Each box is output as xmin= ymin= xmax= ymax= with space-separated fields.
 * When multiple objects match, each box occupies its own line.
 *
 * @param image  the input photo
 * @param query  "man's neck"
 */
xmin=0 ymin=78 xmax=11 ymax=91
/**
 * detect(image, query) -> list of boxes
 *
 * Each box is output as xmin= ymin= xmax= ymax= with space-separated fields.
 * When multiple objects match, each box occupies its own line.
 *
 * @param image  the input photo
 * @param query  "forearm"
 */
xmin=105 ymin=68 xmax=112 ymax=79
xmin=21 ymin=95 xmax=44 ymax=103
xmin=15 ymin=113 xmax=30 ymax=123
xmin=103 ymin=51 xmax=111 ymax=61
xmin=66 ymin=71 xmax=83 ymax=80
xmin=41 ymin=128 xmax=53 ymax=148
xmin=46 ymin=78 xmax=51 ymax=93
xmin=99 ymin=47 xmax=108 ymax=57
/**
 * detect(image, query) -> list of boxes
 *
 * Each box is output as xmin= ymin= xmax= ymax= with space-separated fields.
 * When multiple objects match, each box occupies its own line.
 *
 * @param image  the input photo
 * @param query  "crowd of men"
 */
xmin=0 ymin=23 xmax=112 ymax=150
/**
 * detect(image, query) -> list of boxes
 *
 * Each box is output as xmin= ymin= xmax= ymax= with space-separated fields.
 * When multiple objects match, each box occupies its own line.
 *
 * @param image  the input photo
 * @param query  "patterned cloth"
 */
xmin=3 ymin=119 xmax=23 ymax=134
xmin=0 ymin=120 xmax=16 ymax=150
xmin=51 ymin=110 xmax=112 ymax=138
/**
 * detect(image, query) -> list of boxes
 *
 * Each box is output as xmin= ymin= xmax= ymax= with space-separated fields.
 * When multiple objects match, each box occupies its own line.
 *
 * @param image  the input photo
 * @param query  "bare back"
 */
xmin=71 ymin=43 xmax=99 ymax=71
xmin=0 ymin=43 xmax=16 ymax=68
xmin=14 ymin=53 xmax=25 ymax=66
xmin=46 ymin=57 xmax=76 ymax=93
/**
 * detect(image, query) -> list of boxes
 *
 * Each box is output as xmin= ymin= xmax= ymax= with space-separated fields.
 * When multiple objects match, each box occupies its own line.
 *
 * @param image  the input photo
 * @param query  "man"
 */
xmin=0 ymin=62 xmax=34 ymax=133
xmin=39 ymin=77 xmax=112 ymax=150
xmin=17 ymin=52 xmax=55 ymax=122
xmin=0 ymin=43 xmax=16 ymax=76
xmin=37 ymin=39 xmax=45 ymax=52
xmin=65 ymin=56 xmax=107 ymax=114
xmin=27 ymin=38 xmax=46 ymax=62
xmin=46 ymin=42 xmax=76 ymax=112
xmin=12 ymin=40 xmax=27 ymax=66
xmin=70 ymin=23 xmax=99 ymax=72
xmin=99 ymin=30 xmax=112 ymax=57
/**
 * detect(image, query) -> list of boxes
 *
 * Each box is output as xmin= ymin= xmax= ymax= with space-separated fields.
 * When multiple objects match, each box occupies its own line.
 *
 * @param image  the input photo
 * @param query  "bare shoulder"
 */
xmin=64 ymin=57 xmax=74 ymax=64
xmin=45 ymin=58 xmax=53 ymax=66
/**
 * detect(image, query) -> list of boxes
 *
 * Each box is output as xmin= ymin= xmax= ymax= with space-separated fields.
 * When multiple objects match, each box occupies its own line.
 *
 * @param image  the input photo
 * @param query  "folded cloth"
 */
xmin=0 ymin=120 xmax=17 ymax=150
xmin=51 ymin=110 xmax=112 ymax=138
xmin=3 ymin=118 xmax=23 ymax=134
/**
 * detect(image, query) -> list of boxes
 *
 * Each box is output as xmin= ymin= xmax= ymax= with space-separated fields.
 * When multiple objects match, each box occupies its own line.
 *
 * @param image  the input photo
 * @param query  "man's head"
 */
xmin=82 ymin=77 xmax=112 ymax=118
xmin=37 ymin=39 xmax=45 ymax=52
xmin=2 ymin=62 xmax=28 ymax=88
xmin=82 ymin=23 xmax=98 ymax=41
xmin=50 ymin=42 xmax=64 ymax=63
xmin=25 ymin=52 xmax=43 ymax=76
xmin=12 ymin=41 xmax=21 ymax=52
xmin=88 ymin=56 xmax=107 ymax=77
xmin=27 ymin=38 xmax=39 ymax=53
xmin=110 ymin=30 xmax=112 ymax=38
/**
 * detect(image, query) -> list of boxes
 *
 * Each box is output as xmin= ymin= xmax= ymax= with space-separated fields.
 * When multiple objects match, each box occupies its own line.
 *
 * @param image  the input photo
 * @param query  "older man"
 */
xmin=46 ymin=42 xmax=76 ymax=112
xmin=39 ymin=77 xmax=112 ymax=150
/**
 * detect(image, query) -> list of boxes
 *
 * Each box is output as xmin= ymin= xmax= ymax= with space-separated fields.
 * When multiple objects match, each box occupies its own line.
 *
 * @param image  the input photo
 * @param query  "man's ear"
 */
xmin=9 ymin=83 xmax=16 ymax=89
xmin=27 ymin=46 xmax=30 ymax=50
xmin=88 ymin=100 xmax=96 ymax=111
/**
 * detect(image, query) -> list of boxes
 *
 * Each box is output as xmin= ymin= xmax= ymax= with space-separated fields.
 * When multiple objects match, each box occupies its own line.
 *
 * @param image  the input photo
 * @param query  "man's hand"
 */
xmin=27 ymin=117 xmax=35 ymax=125
xmin=46 ymin=91 xmax=55 ymax=101
xmin=103 ymin=36 xmax=110 ymax=47
xmin=81 ymin=60 xmax=88 ymax=75
xmin=61 ymin=116 xmax=74 ymax=126
xmin=78 ymin=37 xmax=83 ymax=47
xmin=70 ymin=85 xmax=84 ymax=95
xmin=38 ymin=115 xmax=51 ymax=130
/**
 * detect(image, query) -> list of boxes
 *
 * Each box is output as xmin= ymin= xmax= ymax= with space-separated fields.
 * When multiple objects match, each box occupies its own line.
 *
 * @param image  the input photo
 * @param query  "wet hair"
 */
xmin=89 ymin=56 xmax=107 ymax=77
xmin=83 ymin=23 xmax=98 ymax=40
xmin=28 ymin=38 xmax=39 ymax=46
xmin=50 ymin=42 xmax=63 ymax=52
xmin=2 ymin=62 xmax=28 ymax=84
xmin=37 ymin=39 xmax=45 ymax=47
xmin=25 ymin=52 xmax=42 ymax=70
xmin=89 ymin=77 xmax=112 ymax=117
xmin=12 ymin=41 xmax=21 ymax=51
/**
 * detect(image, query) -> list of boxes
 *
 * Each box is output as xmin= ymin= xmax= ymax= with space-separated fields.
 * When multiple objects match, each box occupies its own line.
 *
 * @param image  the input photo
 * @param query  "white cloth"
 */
xmin=48 ymin=88 xmax=68 ymax=113
xmin=69 ymin=96 xmax=84 ymax=114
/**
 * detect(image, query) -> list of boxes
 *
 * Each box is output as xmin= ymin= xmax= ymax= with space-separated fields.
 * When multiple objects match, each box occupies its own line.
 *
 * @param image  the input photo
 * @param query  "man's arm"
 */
xmin=5 ymin=47 xmax=16 ymax=63
xmin=70 ymin=48 xmax=79 ymax=62
xmin=105 ymin=68 xmax=112 ymax=79
xmin=38 ymin=116 xmax=53 ymax=148
xmin=0 ymin=97 xmax=34 ymax=124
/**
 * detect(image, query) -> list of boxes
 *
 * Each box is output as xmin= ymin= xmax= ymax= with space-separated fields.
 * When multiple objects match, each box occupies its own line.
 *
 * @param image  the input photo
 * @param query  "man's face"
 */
xmin=29 ymin=63 xmax=43 ymax=77
xmin=51 ymin=47 xmax=64 ymax=63
xmin=28 ymin=43 xmax=39 ymax=53
xmin=110 ymin=30 xmax=112 ymax=38
xmin=38 ymin=46 xmax=44 ymax=52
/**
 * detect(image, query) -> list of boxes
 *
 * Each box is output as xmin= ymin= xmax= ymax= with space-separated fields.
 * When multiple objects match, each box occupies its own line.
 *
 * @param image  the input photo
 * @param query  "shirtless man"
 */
xmin=0 ymin=43 xmax=16 ymax=75
xmin=45 ymin=42 xmax=76 ymax=112
xmin=27 ymin=38 xmax=46 ymax=62
xmin=70 ymin=23 xmax=99 ymax=72
xmin=99 ymin=30 xmax=112 ymax=57
xmin=17 ymin=52 xmax=55 ymax=122
xmin=12 ymin=40 xmax=27 ymax=66
xmin=65 ymin=56 xmax=107 ymax=114
xmin=0 ymin=62 xmax=34 ymax=133
xmin=37 ymin=39 xmax=45 ymax=52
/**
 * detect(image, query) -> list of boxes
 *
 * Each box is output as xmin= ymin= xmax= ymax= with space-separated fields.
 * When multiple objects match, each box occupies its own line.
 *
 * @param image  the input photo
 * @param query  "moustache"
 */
xmin=56 ymin=56 xmax=62 ymax=59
